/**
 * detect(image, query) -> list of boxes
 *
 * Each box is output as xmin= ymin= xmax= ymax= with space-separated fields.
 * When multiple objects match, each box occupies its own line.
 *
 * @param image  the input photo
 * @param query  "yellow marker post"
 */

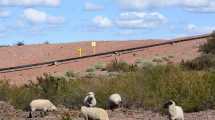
xmin=77 ymin=48 xmax=82 ymax=57
xmin=91 ymin=41 xmax=96 ymax=54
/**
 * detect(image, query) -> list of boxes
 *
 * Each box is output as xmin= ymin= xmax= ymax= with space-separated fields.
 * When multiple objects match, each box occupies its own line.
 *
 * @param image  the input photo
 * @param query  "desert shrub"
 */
xmin=44 ymin=41 xmax=50 ymax=44
xmin=62 ymin=113 xmax=74 ymax=120
xmin=182 ymin=54 xmax=215 ymax=70
xmin=200 ymin=31 xmax=215 ymax=54
xmin=182 ymin=32 xmax=215 ymax=70
xmin=65 ymin=71 xmax=76 ymax=78
xmin=84 ymin=72 xmax=96 ymax=79
xmin=86 ymin=67 xmax=96 ymax=72
xmin=135 ymin=59 xmax=154 ymax=69
xmin=162 ymin=56 xmax=170 ymax=62
xmin=16 ymin=41 xmax=25 ymax=46
xmin=168 ymin=55 xmax=174 ymax=58
xmin=152 ymin=56 xmax=163 ymax=63
xmin=94 ymin=62 xmax=106 ymax=70
xmin=106 ymin=60 xmax=137 ymax=72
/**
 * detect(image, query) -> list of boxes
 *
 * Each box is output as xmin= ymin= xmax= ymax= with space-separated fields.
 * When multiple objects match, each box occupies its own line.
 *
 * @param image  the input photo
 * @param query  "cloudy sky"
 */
xmin=0 ymin=0 xmax=214 ymax=45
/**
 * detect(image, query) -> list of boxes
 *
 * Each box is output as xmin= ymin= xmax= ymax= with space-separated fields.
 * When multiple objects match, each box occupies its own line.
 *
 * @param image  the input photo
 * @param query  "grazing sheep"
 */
xmin=163 ymin=100 xmax=184 ymax=120
xmin=28 ymin=99 xmax=57 ymax=118
xmin=84 ymin=92 xmax=97 ymax=107
xmin=108 ymin=93 xmax=122 ymax=111
xmin=81 ymin=106 xmax=109 ymax=120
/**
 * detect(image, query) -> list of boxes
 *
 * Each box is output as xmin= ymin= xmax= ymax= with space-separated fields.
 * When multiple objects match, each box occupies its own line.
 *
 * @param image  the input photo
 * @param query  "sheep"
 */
xmin=108 ymin=93 xmax=122 ymax=111
xmin=28 ymin=99 xmax=57 ymax=118
xmin=163 ymin=100 xmax=184 ymax=120
xmin=84 ymin=92 xmax=97 ymax=107
xmin=81 ymin=106 xmax=109 ymax=120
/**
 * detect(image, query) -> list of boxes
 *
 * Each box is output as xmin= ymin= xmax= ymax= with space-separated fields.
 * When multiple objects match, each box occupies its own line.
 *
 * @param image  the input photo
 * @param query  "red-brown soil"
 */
xmin=0 ymin=36 xmax=207 ymax=86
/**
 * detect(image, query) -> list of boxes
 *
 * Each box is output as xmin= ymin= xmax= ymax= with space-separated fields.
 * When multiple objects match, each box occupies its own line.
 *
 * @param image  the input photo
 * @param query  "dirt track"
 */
xmin=1 ymin=101 xmax=215 ymax=120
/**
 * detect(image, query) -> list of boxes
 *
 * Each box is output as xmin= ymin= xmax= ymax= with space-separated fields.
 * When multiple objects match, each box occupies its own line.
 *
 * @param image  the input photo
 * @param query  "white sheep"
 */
xmin=108 ymin=93 xmax=122 ymax=111
xmin=28 ymin=99 xmax=57 ymax=118
xmin=84 ymin=92 xmax=97 ymax=107
xmin=81 ymin=106 xmax=109 ymax=120
xmin=163 ymin=100 xmax=184 ymax=120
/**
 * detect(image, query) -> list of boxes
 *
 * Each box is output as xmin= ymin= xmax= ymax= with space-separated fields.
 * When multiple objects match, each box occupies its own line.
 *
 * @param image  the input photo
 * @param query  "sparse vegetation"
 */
xmin=94 ymin=62 xmax=106 ymax=70
xmin=61 ymin=112 xmax=75 ymax=120
xmin=106 ymin=59 xmax=138 ymax=72
xmin=86 ymin=67 xmax=96 ymax=72
xmin=65 ymin=71 xmax=76 ymax=78
xmin=135 ymin=58 xmax=154 ymax=69
xmin=152 ymin=56 xmax=163 ymax=63
xmin=1 ymin=63 xmax=215 ymax=112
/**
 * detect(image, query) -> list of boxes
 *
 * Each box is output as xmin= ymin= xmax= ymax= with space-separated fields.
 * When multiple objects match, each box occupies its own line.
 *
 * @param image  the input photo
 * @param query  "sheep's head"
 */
xmin=51 ymin=105 xmax=57 ymax=111
xmin=163 ymin=100 xmax=175 ymax=109
xmin=87 ymin=92 xmax=95 ymax=97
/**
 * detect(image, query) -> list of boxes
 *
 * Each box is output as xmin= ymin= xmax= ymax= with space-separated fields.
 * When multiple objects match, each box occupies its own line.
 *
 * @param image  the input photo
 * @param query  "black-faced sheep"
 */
xmin=84 ymin=92 xmax=97 ymax=107
xmin=81 ymin=106 xmax=109 ymax=120
xmin=108 ymin=93 xmax=122 ymax=111
xmin=163 ymin=100 xmax=184 ymax=120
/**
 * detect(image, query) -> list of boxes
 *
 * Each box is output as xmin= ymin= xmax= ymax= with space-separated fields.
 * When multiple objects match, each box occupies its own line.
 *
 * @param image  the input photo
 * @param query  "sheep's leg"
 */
xmin=84 ymin=115 xmax=89 ymax=120
xmin=170 ymin=116 xmax=175 ymax=120
xmin=40 ymin=111 xmax=44 ymax=117
xmin=41 ymin=108 xmax=48 ymax=117
xmin=28 ymin=111 xmax=32 ymax=118
xmin=28 ymin=109 xmax=35 ymax=118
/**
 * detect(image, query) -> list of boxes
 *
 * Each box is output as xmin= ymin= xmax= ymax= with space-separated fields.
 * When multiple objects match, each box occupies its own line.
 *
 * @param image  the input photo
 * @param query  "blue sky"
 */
xmin=0 ymin=0 xmax=215 ymax=45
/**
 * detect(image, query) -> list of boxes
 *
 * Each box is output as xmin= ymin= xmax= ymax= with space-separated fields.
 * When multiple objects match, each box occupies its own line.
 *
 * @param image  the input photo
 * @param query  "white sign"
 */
xmin=91 ymin=41 xmax=96 ymax=47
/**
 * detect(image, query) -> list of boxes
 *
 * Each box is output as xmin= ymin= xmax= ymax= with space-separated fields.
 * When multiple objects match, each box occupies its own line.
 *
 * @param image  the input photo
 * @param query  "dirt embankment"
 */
xmin=0 ymin=37 xmax=207 ymax=86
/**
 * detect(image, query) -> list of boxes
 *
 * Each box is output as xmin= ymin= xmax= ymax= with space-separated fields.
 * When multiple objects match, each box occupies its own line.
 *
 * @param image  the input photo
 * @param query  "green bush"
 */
xmin=86 ymin=67 xmax=96 ymax=72
xmin=135 ymin=59 xmax=154 ymax=69
xmin=94 ymin=62 xmax=106 ymax=70
xmin=152 ymin=56 xmax=163 ymax=63
xmin=65 ymin=71 xmax=76 ymax=78
xmin=200 ymin=31 xmax=215 ymax=54
xmin=182 ymin=54 xmax=215 ymax=70
xmin=106 ymin=60 xmax=138 ymax=72
xmin=182 ymin=32 xmax=215 ymax=71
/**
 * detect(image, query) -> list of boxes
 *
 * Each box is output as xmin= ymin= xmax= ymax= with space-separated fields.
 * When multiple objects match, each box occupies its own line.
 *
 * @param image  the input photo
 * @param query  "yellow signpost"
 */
xmin=91 ymin=41 xmax=96 ymax=54
xmin=77 ymin=48 xmax=82 ymax=57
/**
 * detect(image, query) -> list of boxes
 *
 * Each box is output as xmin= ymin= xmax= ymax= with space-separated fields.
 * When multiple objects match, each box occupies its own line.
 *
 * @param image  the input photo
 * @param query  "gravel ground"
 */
xmin=1 ymin=101 xmax=215 ymax=120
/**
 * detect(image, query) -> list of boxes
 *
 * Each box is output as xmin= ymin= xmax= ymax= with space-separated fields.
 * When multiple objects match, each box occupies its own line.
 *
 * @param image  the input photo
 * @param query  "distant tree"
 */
xmin=16 ymin=41 xmax=25 ymax=46
xmin=44 ymin=41 xmax=50 ymax=44
xmin=200 ymin=31 xmax=215 ymax=54
xmin=182 ymin=31 xmax=215 ymax=70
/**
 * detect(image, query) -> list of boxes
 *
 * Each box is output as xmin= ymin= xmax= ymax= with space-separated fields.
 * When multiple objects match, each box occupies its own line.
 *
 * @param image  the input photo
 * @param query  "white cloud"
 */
xmin=117 ymin=0 xmax=215 ymax=12
xmin=93 ymin=16 xmax=112 ymax=28
xmin=117 ymin=30 xmax=135 ymax=36
xmin=117 ymin=0 xmax=177 ymax=9
xmin=0 ymin=0 xmax=60 ymax=7
xmin=23 ymin=8 xmax=64 ymax=24
xmin=0 ymin=10 xmax=10 ymax=17
xmin=186 ymin=24 xmax=215 ymax=33
xmin=84 ymin=2 xmax=104 ymax=11
xmin=116 ymin=12 xmax=167 ymax=29
xmin=47 ymin=16 xmax=65 ymax=24
xmin=185 ymin=1 xmax=215 ymax=12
